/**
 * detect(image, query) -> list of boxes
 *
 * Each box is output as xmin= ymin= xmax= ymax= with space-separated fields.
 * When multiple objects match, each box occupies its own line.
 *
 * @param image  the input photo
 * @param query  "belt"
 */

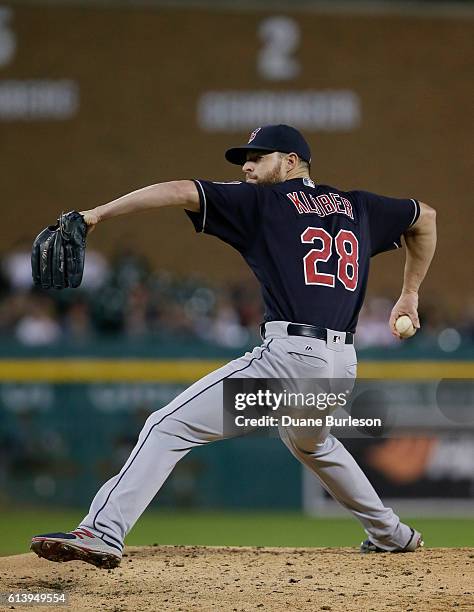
xmin=260 ymin=322 xmax=354 ymax=344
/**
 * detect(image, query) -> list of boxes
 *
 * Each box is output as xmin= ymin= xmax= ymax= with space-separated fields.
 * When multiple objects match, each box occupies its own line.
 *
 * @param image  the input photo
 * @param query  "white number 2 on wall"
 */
xmin=258 ymin=16 xmax=300 ymax=81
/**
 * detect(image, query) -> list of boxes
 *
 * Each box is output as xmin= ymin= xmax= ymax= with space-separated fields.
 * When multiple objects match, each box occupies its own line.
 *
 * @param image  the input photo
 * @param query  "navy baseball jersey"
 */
xmin=186 ymin=178 xmax=419 ymax=332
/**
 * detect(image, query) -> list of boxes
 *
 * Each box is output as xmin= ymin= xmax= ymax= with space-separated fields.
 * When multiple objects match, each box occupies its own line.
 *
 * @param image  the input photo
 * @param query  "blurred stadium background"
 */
xmin=0 ymin=0 xmax=473 ymax=555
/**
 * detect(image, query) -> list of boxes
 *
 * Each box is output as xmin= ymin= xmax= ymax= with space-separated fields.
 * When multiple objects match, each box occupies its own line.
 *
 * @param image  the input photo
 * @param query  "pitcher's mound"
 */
xmin=1 ymin=545 xmax=473 ymax=611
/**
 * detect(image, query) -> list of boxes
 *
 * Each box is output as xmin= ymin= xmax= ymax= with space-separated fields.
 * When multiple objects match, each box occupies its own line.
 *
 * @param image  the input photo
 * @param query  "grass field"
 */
xmin=1 ymin=509 xmax=473 ymax=556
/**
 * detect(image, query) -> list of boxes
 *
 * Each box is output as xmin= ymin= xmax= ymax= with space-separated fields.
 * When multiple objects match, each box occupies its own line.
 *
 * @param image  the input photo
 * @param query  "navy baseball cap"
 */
xmin=225 ymin=124 xmax=312 ymax=166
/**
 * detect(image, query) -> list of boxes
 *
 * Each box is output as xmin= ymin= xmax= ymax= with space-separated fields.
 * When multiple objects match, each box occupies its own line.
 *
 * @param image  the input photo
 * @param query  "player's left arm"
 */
xmin=389 ymin=202 xmax=437 ymax=337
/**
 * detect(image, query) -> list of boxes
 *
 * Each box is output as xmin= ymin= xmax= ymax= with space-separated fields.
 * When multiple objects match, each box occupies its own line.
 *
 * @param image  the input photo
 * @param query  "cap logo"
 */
xmin=248 ymin=127 xmax=261 ymax=143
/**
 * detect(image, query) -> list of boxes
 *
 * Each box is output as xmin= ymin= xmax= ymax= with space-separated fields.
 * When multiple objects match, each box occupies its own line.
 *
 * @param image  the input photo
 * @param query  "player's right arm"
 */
xmin=80 ymin=180 xmax=200 ymax=230
xmin=389 ymin=202 xmax=437 ymax=336
xmin=359 ymin=191 xmax=436 ymax=338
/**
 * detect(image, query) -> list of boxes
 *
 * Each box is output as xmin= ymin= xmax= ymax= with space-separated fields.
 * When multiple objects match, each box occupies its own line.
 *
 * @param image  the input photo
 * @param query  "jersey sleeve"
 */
xmin=356 ymin=191 xmax=420 ymax=256
xmin=185 ymin=180 xmax=260 ymax=253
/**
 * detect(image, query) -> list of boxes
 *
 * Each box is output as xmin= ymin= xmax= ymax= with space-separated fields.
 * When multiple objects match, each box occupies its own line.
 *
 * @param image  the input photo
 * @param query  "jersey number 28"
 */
xmin=301 ymin=227 xmax=359 ymax=291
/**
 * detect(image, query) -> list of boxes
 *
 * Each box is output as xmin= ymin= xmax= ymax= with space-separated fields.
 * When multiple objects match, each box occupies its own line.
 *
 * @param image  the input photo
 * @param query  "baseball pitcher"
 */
xmin=30 ymin=125 xmax=436 ymax=568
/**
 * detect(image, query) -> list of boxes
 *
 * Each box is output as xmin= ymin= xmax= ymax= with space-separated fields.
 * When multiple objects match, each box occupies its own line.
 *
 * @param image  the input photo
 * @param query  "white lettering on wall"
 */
xmin=0 ymin=79 xmax=79 ymax=120
xmin=198 ymin=90 xmax=361 ymax=132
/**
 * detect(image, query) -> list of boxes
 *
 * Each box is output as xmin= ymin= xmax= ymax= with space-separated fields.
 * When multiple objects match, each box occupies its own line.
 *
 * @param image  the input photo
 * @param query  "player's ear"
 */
xmin=287 ymin=152 xmax=299 ymax=170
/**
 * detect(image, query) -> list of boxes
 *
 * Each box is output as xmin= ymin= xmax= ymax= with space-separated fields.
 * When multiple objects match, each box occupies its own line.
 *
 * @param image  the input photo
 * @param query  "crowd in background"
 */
xmin=0 ymin=246 xmax=472 ymax=352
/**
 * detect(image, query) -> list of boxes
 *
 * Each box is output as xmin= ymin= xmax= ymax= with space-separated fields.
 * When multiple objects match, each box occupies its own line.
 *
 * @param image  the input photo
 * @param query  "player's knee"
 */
xmin=140 ymin=412 xmax=176 ymax=439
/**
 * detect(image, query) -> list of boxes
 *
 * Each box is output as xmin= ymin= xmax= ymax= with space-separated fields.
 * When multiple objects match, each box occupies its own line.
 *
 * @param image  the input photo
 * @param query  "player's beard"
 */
xmin=248 ymin=160 xmax=285 ymax=185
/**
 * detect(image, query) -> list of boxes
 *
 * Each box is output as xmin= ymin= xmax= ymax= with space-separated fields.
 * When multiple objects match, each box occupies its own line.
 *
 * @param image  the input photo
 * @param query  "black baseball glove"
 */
xmin=31 ymin=211 xmax=88 ymax=289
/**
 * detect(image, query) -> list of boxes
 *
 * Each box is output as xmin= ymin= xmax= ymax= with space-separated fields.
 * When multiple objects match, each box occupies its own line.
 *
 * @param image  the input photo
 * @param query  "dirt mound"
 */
xmin=1 ymin=546 xmax=473 ymax=611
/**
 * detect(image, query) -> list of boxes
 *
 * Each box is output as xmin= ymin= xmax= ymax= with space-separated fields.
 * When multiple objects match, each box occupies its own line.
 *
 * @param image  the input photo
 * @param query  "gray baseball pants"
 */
xmin=80 ymin=321 xmax=413 ymax=552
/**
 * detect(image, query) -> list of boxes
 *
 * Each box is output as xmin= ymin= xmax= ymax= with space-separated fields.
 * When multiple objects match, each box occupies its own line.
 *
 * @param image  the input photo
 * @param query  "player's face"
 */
xmin=242 ymin=152 xmax=286 ymax=185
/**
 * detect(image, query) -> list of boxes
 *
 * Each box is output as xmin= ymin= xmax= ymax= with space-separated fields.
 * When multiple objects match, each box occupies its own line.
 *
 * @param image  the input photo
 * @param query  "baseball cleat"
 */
xmin=30 ymin=528 xmax=122 ymax=569
xmin=360 ymin=528 xmax=424 ymax=553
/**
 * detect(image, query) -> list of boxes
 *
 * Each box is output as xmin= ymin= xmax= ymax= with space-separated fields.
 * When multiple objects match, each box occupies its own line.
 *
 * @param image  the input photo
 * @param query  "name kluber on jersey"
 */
xmin=286 ymin=189 xmax=354 ymax=220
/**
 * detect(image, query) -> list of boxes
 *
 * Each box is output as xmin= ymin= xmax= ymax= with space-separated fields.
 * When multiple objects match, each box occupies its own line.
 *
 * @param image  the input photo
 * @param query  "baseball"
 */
xmin=395 ymin=315 xmax=416 ymax=338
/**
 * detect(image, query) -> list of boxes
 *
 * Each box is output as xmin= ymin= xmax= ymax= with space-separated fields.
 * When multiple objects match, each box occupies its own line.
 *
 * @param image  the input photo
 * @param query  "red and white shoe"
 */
xmin=31 ymin=528 xmax=122 ymax=569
